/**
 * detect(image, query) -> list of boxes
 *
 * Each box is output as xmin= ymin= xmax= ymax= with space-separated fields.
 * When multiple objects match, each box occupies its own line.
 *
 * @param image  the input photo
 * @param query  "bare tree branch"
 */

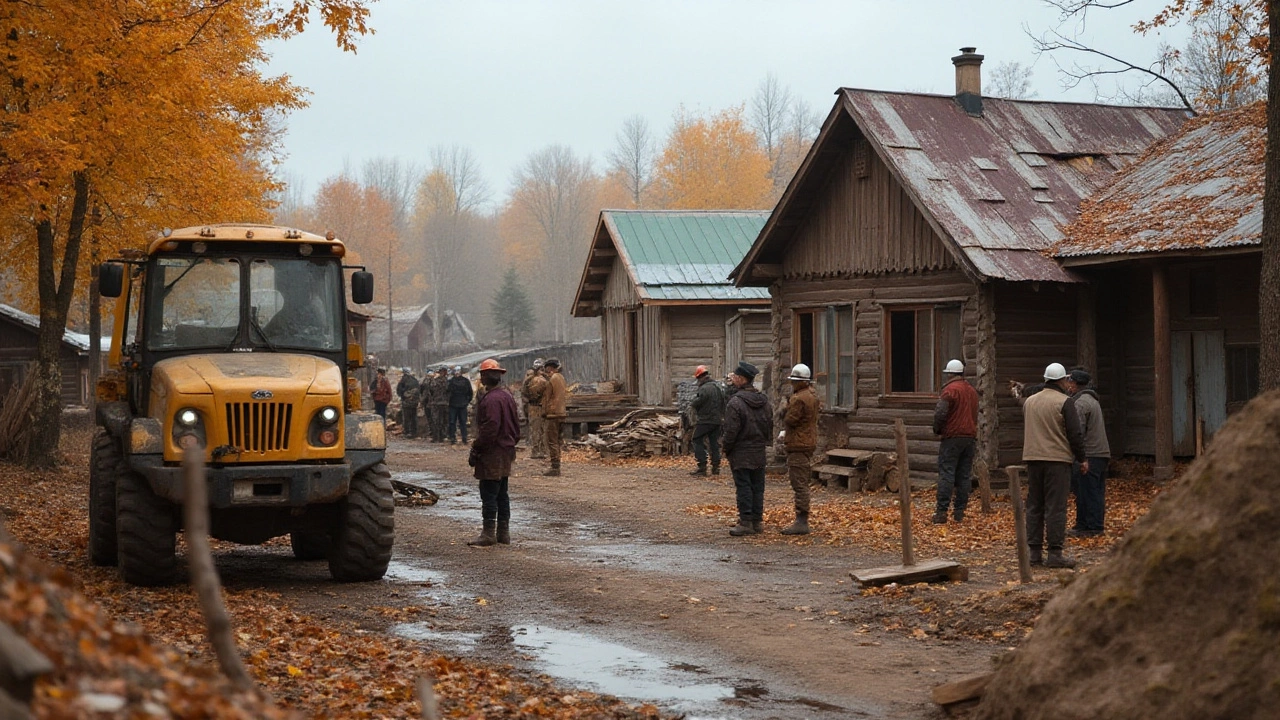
xmin=1030 ymin=27 xmax=1198 ymax=112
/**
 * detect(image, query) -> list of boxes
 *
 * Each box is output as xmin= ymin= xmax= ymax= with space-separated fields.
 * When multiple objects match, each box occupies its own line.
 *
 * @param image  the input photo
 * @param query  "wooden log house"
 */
xmin=0 ymin=303 xmax=106 ymax=407
xmin=572 ymin=210 xmax=773 ymax=405
xmin=730 ymin=48 xmax=1188 ymax=478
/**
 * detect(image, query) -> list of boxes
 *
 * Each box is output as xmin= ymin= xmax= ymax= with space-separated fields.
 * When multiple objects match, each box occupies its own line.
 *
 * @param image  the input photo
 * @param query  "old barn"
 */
xmin=731 ymin=48 xmax=1187 ymax=476
xmin=0 ymin=304 xmax=106 ymax=407
xmin=572 ymin=210 xmax=772 ymax=405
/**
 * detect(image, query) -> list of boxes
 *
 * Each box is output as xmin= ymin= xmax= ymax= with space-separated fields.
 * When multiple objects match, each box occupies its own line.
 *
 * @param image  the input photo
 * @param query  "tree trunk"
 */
xmin=23 ymin=172 xmax=90 ymax=468
xmin=88 ymin=235 xmax=101 ymax=413
xmin=1261 ymin=0 xmax=1280 ymax=390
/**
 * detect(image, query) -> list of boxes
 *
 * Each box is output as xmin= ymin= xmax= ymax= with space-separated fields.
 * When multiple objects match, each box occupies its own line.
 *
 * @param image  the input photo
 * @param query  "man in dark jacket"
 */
xmin=721 ymin=361 xmax=773 ymax=537
xmin=932 ymin=359 xmax=979 ymax=524
xmin=467 ymin=359 xmax=521 ymax=547
xmin=782 ymin=363 xmax=819 ymax=535
xmin=688 ymin=365 xmax=726 ymax=476
xmin=1021 ymin=362 xmax=1087 ymax=569
xmin=371 ymin=367 xmax=392 ymax=419
xmin=396 ymin=368 xmax=421 ymax=439
xmin=424 ymin=367 xmax=448 ymax=442
xmin=447 ymin=365 xmax=474 ymax=444
xmin=1067 ymin=368 xmax=1110 ymax=538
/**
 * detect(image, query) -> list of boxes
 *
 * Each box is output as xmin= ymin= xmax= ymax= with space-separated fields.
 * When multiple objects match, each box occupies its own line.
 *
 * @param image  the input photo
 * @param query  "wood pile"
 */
xmin=574 ymin=408 xmax=683 ymax=458
xmin=565 ymin=391 xmax=638 ymax=408
xmin=811 ymin=448 xmax=903 ymax=493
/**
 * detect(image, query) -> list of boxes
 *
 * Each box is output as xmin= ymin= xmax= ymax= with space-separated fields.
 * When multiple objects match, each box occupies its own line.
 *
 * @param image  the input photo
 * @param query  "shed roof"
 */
xmin=0 ymin=303 xmax=109 ymax=352
xmin=572 ymin=210 xmax=771 ymax=317
xmin=733 ymin=89 xmax=1188 ymax=286
xmin=1052 ymin=102 xmax=1264 ymax=263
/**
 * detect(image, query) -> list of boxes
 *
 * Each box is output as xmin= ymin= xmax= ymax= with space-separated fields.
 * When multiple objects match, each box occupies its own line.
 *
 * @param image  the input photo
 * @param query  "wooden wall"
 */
xmin=601 ymin=256 xmax=640 ymax=309
xmin=0 ymin=317 xmax=90 ymax=407
xmin=740 ymin=311 xmax=772 ymax=372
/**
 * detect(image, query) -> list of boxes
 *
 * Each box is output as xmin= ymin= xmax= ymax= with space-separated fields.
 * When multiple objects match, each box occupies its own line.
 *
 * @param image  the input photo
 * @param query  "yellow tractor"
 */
xmin=92 ymin=224 xmax=391 ymax=586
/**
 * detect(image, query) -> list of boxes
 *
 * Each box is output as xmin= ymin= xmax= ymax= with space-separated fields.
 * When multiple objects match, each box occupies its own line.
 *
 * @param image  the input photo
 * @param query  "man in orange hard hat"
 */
xmin=688 ymin=365 xmax=726 ymax=476
xmin=467 ymin=358 xmax=521 ymax=546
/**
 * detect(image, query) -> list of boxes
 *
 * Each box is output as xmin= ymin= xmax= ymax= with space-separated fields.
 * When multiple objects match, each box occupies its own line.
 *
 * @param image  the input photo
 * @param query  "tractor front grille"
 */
xmin=225 ymin=402 xmax=293 ymax=453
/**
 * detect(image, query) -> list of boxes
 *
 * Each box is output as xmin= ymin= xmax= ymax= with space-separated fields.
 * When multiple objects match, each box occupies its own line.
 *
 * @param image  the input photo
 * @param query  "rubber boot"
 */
xmin=711 ymin=464 xmax=720 ymax=476
xmin=497 ymin=520 xmax=510 ymax=545
xmin=689 ymin=466 xmax=707 ymax=477
xmin=543 ymin=461 xmax=561 ymax=477
xmin=729 ymin=518 xmax=754 ymax=536
xmin=780 ymin=511 xmax=810 ymax=535
xmin=752 ymin=520 xmax=764 ymax=534
xmin=1045 ymin=548 xmax=1076 ymax=569
xmin=1028 ymin=545 xmax=1044 ymax=566
xmin=467 ymin=519 xmax=497 ymax=547
xmin=932 ymin=510 xmax=948 ymax=524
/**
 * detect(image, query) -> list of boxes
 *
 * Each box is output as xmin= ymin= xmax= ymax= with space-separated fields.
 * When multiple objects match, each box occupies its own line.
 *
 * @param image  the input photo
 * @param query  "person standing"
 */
xmin=1067 ymin=368 xmax=1110 ymax=538
xmin=1021 ymin=362 xmax=1087 ymax=569
xmin=447 ymin=365 xmax=474 ymax=445
xmin=371 ymin=367 xmax=392 ymax=420
xmin=427 ymin=367 xmax=449 ymax=442
xmin=781 ymin=363 xmax=819 ymax=535
xmin=688 ymin=365 xmax=726 ymax=476
xmin=722 ymin=362 xmax=772 ymax=537
xmin=467 ymin=359 xmax=521 ymax=547
xmin=541 ymin=358 xmax=567 ymax=476
xmin=522 ymin=358 xmax=549 ymax=459
xmin=932 ymin=359 xmax=979 ymax=524
xmin=396 ymin=367 xmax=421 ymax=439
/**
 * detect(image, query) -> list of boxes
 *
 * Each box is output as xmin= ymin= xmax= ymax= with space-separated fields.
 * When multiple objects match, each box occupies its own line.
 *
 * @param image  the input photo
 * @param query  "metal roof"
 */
xmin=573 ymin=210 xmax=771 ymax=316
xmin=1053 ymin=102 xmax=1264 ymax=261
xmin=0 ymin=303 xmax=109 ymax=352
xmin=735 ymin=89 xmax=1188 ymax=285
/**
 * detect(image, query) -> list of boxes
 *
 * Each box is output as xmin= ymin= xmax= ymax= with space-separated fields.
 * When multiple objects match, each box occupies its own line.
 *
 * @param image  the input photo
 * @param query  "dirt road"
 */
xmin=209 ymin=439 xmax=996 ymax=719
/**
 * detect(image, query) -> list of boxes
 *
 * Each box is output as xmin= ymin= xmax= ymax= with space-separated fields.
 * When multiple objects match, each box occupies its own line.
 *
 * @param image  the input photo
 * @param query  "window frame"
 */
xmin=792 ymin=305 xmax=856 ymax=410
xmin=881 ymin=302 xmax=964 ymax=398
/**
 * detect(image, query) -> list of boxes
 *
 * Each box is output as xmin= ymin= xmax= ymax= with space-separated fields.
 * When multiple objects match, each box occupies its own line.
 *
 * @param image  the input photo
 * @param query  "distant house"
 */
xmin=571 ymin=210 xmax=773 ymax=404
xmin=1052 ymin=102 xmax=1264 ymax=479
xmin=731 ymin=48 xmax=1187 ymax=475
xmin=0 ymin=304 xmax=107 ymax=407
xmin=362 ymin=303 xmax=478 ymax=355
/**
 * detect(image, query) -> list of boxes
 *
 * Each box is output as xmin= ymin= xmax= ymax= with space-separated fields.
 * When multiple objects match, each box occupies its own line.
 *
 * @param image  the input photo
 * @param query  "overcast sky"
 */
xmin=266 ymin=0 xmax=1190 ymax=205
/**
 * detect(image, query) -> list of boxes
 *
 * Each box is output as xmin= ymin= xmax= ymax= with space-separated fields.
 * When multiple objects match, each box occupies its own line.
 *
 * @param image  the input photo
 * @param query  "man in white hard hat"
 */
xmin=932 ymin=359 xmax=979 ymax=523
xmin=521 ymin=358 xmax=549 ymax=459
xmin=1021 ymin=362 xmax=1087 ymax=569
xmin=780 ymin=363 xmax=819 ymax=535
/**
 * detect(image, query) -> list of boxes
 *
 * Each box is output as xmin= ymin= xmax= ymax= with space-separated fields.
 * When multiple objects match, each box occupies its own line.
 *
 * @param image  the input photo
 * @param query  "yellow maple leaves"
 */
xmin=653 ymin=105 xmax=773 ymax=210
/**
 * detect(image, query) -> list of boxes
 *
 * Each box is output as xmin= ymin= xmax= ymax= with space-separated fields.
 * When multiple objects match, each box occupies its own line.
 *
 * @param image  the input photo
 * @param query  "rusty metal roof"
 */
xmin=1052 ymin=102 xmax=1264 ymax=261
xmin=734 ymin=89 xmax=1188 ymax=285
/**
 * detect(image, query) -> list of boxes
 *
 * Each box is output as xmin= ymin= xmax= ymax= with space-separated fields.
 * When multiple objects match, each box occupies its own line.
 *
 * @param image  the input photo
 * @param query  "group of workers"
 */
xmin=369 ymin=364 xmax=479 ymax=444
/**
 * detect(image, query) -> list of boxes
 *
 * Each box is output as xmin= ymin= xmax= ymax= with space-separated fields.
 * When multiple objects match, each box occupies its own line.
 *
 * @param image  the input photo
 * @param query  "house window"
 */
xmin=794 ymin=306 xmax=855 ymax=407
xmin=1227 ymin=344 xmax=1259 ymax=405
xmin=1189 ymin=268 xmax=1218 ymax=317
xmin=885 ymin=305 xmax=963 ymax=394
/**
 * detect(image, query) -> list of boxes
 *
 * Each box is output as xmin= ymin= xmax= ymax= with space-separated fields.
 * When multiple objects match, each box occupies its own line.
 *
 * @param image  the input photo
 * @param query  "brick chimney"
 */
xmin=952 ymin=46 xmax=984 ymax=117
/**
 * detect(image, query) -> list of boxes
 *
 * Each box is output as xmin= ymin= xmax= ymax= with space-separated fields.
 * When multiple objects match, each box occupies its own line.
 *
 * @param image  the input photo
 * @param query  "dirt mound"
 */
xmin=976 ymin=391 xmax=1280 ymax=720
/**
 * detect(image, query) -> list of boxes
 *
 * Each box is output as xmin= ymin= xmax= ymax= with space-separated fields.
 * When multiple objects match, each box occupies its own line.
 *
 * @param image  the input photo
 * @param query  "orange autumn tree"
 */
xmin=653 ymin=105 xmax=773 ymax=210
xmin=0 ymin=1 xmax=373 ymax=468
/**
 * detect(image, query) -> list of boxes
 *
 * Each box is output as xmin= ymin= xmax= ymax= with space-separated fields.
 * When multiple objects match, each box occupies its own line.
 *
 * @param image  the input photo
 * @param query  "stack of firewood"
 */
xmin=574 ymin=408 xmax=683 ymax=458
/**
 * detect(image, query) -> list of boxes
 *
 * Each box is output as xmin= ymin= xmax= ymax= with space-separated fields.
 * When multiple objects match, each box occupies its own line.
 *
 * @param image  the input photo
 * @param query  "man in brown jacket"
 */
xmin=541 ymin=358 xmax=567 ymax=476
xmin=467 ymin=359 xmax=521 ymax=547
xmin=781 ymin=363 xmax=819 ymax=535
xmin=522 ymin=358 xmax=549 ymax=459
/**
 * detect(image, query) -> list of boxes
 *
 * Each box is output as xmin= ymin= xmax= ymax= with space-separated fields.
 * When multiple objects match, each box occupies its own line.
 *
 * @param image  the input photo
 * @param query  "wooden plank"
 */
xmin=0 ymin=622 xmax=54 ymax=702
xmin=932 ymin=673 xmax=994 ymax=706
xmin=824 ymin=448 xmax=876 ymax=461
xmin=811 ymin=464 xmax=859 ymax=477
xmin=1152 ymin=265 xmax=1174 ymax=480
xmin=1007 ymin=465 xmax=1033 ymax=583
xmin=895 ymin=419 xmax=914 ymax=567
xmin=850 ymin=558 xmax=968 ymax=586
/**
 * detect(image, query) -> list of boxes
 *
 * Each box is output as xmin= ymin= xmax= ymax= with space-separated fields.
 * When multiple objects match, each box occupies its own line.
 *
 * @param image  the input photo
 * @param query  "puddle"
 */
xmin=511 ymin=625 xmax=733 ymax=706
xmin=391 ymin=622 xmax=482 ymax=651
xmin=384 ymin=560 xmax=473 ymax=605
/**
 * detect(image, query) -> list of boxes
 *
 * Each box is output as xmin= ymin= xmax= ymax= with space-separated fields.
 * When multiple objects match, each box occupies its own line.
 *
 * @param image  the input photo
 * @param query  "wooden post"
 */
xmin=1077 ymin=284 xmax=1097 ymax=375
xmin=712 ymin=341 xmax=723 ymax=380
xmin=1007 ymin=466 xmax=1032 ymax=583
xmin=1152 ymin=266 xmax=1174 ymax=480
xmin=975 ymin=457 xmax=993 ymax=514
xmin=895 ymin=419 xmax=915 ymax=567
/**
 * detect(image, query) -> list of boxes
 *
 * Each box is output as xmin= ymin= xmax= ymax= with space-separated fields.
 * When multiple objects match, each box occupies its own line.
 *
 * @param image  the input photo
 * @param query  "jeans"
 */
xmin=1072 ymin=457 xmax=1109 ymax=532
xmin=478 ymin=478 xmax=510 ymax=521
xmin=692 ymin=424 xmax=722 ymax=469
xmin=1026 ymin=461 xmax=1072 ymax=550
xmin=936 ymin=437 xmax=976 ymax=518
xmin=732 ymin=467 xmax=766 ymax=522
xmin=374 ymin=401 xmax=388 ymax=419
xmin=448 ymin=406 xmax=468 ymax=443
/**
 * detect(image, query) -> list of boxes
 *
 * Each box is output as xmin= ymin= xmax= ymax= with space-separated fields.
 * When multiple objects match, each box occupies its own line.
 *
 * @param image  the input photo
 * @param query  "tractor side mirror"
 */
xmin=350 ymin=271 xmax=374 ymax=305
xmin=99 ymin=262 xmax=124 ymax=298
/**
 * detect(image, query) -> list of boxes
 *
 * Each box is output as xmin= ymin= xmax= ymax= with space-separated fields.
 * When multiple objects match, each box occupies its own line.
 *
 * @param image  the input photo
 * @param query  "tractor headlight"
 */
xmin=309 ymin=406 xmax=341 ymax=447
xmin=172 ymin=408 xmax=206 ymax=449
xmin=318 ymin=406 xmax=339 ymax=424
xmin=178 ymin=408 xmax=199 ymax=426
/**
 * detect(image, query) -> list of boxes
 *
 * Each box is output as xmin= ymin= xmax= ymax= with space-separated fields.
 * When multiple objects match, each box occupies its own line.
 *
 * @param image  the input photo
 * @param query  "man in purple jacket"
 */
xmin=467 ymin=358 xmax=521 ymax=547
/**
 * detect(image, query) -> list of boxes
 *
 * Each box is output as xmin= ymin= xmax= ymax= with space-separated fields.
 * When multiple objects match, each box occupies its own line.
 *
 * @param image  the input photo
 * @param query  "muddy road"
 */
xmin=212 ymin=439 xmax=994 ymax=719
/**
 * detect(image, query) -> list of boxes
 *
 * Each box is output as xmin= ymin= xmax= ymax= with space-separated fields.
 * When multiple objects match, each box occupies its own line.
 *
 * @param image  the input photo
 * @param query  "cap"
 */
xmin=1069 ymin=368 xmax=1092 ymax=385
xmin=732 ymin=361 xmax=758 ymax=382
xmin=479 ymin=358 xmax=506 ymax=373
xmin=544 ymin=358 xmax=561 ymax=369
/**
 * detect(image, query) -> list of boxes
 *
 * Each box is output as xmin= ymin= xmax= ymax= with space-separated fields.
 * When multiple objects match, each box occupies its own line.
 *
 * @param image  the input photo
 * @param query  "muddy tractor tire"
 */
xmin=328 ymin=462 xmax=394 ymax=582
xmin=290 ymin=530 xmax=332 ymax=561
xmin=116 ymin=465 xmax=179 ymax=586
xmin=88 ymin=431 xmax=121 ymax=566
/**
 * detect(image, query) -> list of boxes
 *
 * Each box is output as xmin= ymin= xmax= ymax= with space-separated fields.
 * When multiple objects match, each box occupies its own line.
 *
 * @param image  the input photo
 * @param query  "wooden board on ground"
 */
xmin=931 ymin=672 xmax=994 ymax=706
xmin=850 ymin=558 xmax=968 ymax=587
xmin=811 ymin=449 xmax=894 ymax=492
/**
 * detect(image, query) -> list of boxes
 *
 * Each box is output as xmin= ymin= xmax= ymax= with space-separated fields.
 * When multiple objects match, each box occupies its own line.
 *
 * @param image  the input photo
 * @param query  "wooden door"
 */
xmin=1171 ymin=330 xmax=1227 ymax=455
xmin=625 ymin=310 xmax=639 ymax=395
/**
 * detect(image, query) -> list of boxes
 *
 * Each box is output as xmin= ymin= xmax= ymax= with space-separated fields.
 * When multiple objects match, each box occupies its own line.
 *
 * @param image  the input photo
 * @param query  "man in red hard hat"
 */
xmin=688 ymin=365 xmax=726 ymax=476
xmin=467 ymin=358 xmax=521 ymax=547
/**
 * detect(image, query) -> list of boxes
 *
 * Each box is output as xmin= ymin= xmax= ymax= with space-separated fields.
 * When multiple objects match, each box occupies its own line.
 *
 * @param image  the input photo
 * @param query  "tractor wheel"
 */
xmin=290 ymin=530 xmax=332 ymax=561
xmin=328 ymin=462 xmax=394 ymax=582
xmin=116 ymin=465 xmax=178 ymax=586
xmin=88 ymin=431 xmax=120 ymax=566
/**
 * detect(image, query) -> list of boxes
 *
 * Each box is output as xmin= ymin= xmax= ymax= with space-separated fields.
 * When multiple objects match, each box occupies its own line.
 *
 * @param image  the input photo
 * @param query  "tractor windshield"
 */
xmin=146 ymin=255 xmax=344 ymax=353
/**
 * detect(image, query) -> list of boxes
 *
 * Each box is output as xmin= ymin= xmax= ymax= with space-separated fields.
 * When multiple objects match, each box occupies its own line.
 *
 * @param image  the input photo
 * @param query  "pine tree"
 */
xmin=490 ymin=266 xmax=536 ymax=348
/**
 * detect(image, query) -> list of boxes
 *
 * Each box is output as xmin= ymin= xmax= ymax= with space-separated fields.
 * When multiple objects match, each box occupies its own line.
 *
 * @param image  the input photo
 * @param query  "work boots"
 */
xmin=780 ymin=511 xmax=810 ymax=536
xmin=690 ymin=466 xmax=708 ymax=477
xmin=729 ymin=518 xmax=754 ymax=537
xmin=543 ymin=462 xmax=561 ymax=477
xmin=1045 ymin=548 xmax=1076 ymax=569
xmin=497 ymin=520 xmax=510 ymax=545
xmin=711 ymin=465 xmax=720 ymax=476
xmin=752 ymin=521 xmax=763 ymax=534
xmin=1028 ymin=545 xmax=1044 ymax=566
xmin=467 ymin=519 xmax=497 ymax=547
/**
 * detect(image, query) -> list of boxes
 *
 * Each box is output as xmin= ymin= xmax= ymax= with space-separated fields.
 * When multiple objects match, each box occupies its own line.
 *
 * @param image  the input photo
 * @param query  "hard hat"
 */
xmin=479 ymin=358 xmax=506 ymax=374
xmin=453 ymin=365 xmax=461 ymax=373
xmin=694 ymin=365 xmax=709 ymax=378
xmin=944 ymin=359 xmax=964 ymax=374
xmin=533 ymin=357 xmax=545 ymax=368
xmin=402 ymin=367 xmax=411 ymax=373
xmin=788 ymin=363 xmax=812 ymax=381
xmin=1044 ymin=362 xmax=1068 ymax=381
